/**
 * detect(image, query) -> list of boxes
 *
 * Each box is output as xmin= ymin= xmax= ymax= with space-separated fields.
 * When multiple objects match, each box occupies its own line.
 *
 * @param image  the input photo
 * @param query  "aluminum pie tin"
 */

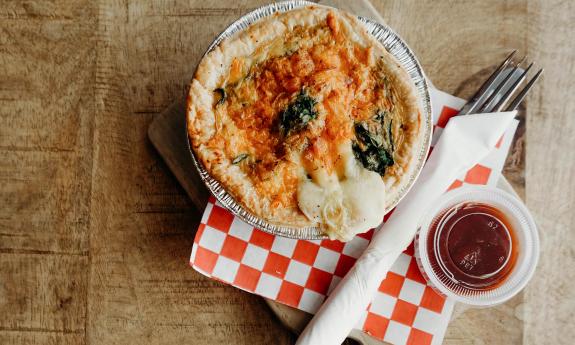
xmin=186 ymin=0 xmax=433 ymax=239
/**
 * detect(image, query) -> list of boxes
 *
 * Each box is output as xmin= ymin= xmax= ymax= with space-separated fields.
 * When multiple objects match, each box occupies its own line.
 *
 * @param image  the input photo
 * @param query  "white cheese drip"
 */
xmin=297 ymin=144 xmax=387 ymax=241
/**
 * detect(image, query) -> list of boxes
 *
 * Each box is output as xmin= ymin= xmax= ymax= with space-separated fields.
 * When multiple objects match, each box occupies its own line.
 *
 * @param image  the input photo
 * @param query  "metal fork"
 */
xmin=458 ymin=51 xmax=543 ymax=115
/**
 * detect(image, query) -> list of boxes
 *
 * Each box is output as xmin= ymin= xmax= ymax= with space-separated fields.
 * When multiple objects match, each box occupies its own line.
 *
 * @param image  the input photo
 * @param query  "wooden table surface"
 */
xmin=1 ymin=1 xmax=574 ymax=344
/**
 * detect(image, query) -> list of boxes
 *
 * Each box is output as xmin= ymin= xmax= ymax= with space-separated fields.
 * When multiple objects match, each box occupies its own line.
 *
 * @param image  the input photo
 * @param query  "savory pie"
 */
xmin=187 ymin=5 xmax=423 ymax=241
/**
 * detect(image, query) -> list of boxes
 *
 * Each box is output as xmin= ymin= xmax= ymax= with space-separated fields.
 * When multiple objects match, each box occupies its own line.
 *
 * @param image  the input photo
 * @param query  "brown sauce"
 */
xmin=427 ymin=202 xmax=518 ymax=290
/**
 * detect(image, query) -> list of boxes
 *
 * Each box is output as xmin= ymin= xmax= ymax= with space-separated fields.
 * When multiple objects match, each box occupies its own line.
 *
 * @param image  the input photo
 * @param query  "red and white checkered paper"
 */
xmin=190 ymin=88 xmax=518 ymax=345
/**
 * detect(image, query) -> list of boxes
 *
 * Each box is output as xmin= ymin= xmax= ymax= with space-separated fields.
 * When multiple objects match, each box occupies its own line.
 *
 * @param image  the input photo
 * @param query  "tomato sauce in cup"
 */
xmin=427 ymin=202 xmax=519 ymax=290
xmin=415 ymin=186 xmax=539 ymax=307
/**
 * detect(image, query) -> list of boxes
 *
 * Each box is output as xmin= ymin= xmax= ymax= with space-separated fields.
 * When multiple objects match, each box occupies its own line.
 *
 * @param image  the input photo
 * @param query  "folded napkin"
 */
xmin=296 ymin=110 xmax=517 ymax=345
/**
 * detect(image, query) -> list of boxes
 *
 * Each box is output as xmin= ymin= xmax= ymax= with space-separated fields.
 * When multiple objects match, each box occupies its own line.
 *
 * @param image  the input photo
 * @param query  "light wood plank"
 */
xmin=524 ymin=0 xmax=575 ymax=344
xmin=0 ymin=0 xmax=96 ymax=254
xmin=86 ymin=1 xmax=294 ymax=344
xmin=0 ymin=1 xmax=95 ymax=343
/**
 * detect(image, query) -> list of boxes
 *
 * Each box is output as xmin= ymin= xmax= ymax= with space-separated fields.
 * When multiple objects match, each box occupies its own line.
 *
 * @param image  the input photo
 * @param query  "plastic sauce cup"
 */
xmin=415 ymin=186 xmax=540 ymax=307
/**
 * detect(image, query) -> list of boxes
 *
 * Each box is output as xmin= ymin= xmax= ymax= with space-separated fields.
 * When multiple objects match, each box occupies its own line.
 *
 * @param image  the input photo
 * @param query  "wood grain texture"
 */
xmin=0 ymin=0 xmax=95 ymax=343
xmin=524 ymin=1 xmax=575 ymax=344
xmin=1 ymin=0 xmax=573 ymax=344
xmin=0 ymin=0 xmax=96 ymax=254
xmin=86 ymin=0 xmax=293 ymax=344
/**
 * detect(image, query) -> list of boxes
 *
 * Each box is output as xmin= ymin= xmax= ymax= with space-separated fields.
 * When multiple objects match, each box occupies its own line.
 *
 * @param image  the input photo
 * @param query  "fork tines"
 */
xmin=458 ymin=51 xmax=543 ymax=116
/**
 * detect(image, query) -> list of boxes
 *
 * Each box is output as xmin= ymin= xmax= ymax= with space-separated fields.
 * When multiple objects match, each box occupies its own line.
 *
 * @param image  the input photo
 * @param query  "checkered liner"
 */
xmin=190 ymin=89 xmax=518 ymax=345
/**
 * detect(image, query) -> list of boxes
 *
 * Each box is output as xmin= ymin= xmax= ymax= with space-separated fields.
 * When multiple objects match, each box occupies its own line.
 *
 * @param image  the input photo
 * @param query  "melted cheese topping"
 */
xmin=213 ymin=12 xmax=398 ymax=240
xmin=298 ymin=143 xmax=386 ymax=241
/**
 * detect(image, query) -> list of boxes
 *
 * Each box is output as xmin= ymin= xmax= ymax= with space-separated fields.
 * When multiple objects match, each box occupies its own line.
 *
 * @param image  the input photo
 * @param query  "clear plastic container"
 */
xmin=415 ymin=186 xmax=540 ymax=307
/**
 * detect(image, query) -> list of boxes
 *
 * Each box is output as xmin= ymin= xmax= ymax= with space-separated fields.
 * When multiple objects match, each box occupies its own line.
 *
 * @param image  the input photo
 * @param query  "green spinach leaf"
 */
xmin=279 ymin=90 xmax=318 ymax=136
xmin=353 ymin=110 xmax=395 ymax=176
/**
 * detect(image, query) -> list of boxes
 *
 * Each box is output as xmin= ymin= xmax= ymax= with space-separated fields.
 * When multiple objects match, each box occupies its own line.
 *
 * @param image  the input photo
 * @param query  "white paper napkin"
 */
xmin=296 ymin=111 xmax=517 ymax=345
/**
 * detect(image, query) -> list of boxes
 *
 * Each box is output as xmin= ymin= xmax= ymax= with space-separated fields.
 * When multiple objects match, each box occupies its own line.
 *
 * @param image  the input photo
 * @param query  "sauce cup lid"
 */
xmin=415 ymin=185 xmax=540 ymax=307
